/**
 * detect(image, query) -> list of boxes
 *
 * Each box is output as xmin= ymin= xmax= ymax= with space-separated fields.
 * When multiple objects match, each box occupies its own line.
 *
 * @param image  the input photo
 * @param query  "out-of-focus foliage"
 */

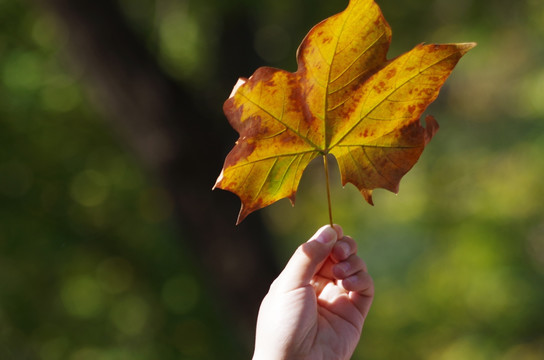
xmin=1 ymin=0 xmax=543 ymax=359
xmin=0 ymin=1 xmax=240 ymax=359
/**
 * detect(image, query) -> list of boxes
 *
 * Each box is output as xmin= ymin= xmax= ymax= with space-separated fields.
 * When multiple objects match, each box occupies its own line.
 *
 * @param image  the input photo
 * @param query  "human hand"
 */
xmin=253 ymin=225 xmax=374 ymax=360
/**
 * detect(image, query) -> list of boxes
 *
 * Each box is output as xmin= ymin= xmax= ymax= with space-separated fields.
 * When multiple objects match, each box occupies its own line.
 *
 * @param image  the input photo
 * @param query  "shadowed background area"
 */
xmin=1 ymin=0 xmax=543 ymax=359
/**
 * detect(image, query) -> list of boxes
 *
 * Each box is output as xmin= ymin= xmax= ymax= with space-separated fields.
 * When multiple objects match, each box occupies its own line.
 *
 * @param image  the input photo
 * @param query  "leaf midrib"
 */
xmin=324 ymin=2 xmax=354 ymax=153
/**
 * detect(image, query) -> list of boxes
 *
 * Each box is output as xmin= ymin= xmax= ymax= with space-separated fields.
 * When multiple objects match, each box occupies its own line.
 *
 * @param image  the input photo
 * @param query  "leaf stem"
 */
xmin=323 ymin=154 xmax=334 ymax=226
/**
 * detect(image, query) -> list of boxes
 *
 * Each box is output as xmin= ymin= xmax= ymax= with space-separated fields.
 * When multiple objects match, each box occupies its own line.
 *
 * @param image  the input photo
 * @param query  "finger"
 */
xmin=340 ymin=270 xmax=373 ymax=294
xmin=332 ymin=254 xmax=367 ymax=279
xmin=331 ymin=236 xmax=357 ymax=263
xmin=350 ymin=290 xmax=374 ymax=319
xmin=317 ymin=236 xmax=359 ymax=279
xmin=317 ymin=236 xmax=356 ymax=279
xmin=331 ymin=224 xmax=344 ymax=239
xmin=310 ymin=274 xmax=331 ymax=297
xmin=315 ymin=257 xmax=336 ymax=280
xmin=274 ymin=225 xmax=337 ymax=291
xmin=341 ymin=271 xmax=374 ymax=318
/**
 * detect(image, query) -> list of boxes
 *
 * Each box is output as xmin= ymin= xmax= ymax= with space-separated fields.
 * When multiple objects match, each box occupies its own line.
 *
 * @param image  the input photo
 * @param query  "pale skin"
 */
xmin=253 ymin=225 xmax=374 ymax=360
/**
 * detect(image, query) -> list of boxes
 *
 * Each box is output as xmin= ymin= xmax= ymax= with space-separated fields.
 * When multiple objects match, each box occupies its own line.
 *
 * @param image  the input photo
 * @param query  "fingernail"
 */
xmin=316 ymin=227 xmax=336 ymax=244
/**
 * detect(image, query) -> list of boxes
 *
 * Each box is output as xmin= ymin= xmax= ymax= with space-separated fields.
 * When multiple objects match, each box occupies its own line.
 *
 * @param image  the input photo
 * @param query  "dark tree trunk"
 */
xmin=34 ymin=0 xmax=279 ymax=349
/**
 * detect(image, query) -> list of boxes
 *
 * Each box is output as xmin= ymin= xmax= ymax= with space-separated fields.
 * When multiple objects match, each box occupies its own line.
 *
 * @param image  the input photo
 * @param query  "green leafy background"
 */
xmin=1 ymin=0 xmax=543 ymax=359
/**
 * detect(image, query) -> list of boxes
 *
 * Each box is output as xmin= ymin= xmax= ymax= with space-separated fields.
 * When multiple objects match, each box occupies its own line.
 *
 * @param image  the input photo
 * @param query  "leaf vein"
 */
xmin=331 ymin=49 xmax=460 ymax=148
xmin=329 ymin=30 xmax=388 ymax=86
xmin=361 ymin=146 xmax=395 ymax=186
xmin=228 ymin=151 xmax=319 ymax=170
xmin=238 ymin=91 xmax=321 ymax=150
xmin=253 ymin=158 xmax=278 ymax=201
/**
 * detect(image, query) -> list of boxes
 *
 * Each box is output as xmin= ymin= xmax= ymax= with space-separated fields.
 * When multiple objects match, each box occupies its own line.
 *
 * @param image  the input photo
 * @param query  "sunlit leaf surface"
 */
xmin=214 ymin=0 xmax=474 ymax=223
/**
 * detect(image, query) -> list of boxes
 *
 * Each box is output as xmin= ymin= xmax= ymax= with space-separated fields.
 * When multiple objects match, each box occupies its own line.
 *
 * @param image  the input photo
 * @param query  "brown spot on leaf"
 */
xmin=224 ymin=140 xmax=257 ymax=168
xmin=418 ymin=88 xmax=432 ymax=97
xmin=428 ymin=44 xmax=445 ymax=52
xmin=301 ymin=95 xmax=317 ymax=127
xmin=397 ymin=121 xmax=425 ymax=146
xmin=280 ymin=132 xmax=298 ymax=144
xmin=264 ymin=79 xmax=276 ymax=88
xmin=241 ymin=115 xmax=265 ymax=138
xmin=288 ymin=75 xmax=298 ymax=87
xmin=223 ymin=100 xmax=246 ymax=134
xmin=424 ymin=115 xmax=439 ymax=145
xmin=385 ymin=68 xmax=397 ymax=79
xmin=373 ymin=81 xmax=386 ymax=94
xmin=247 ymin=67 xmax=279 ymax=91
xmin=322 ymin=37 xmax=332 ymax=44
xmin=289 ymin=84 xmax=304 ymax=104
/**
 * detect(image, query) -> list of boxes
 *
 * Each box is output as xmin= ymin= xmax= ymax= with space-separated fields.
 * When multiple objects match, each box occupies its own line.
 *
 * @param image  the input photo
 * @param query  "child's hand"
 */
xmin=253 ymin=224 xmax=374 ymax=360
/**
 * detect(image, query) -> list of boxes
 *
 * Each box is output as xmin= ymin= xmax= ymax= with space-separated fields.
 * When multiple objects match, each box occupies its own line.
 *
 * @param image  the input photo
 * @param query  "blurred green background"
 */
xmin=1 ymin=0 xmax=543 ymax=359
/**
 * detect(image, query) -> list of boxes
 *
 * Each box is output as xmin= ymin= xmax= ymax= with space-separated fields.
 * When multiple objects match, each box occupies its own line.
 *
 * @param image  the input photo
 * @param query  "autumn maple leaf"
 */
xmin=214 ymin=0 xmax=475 ymax=224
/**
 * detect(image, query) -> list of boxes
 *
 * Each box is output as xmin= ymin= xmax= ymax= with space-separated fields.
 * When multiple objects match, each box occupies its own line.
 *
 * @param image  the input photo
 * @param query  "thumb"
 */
xmin=275 ymin=225 xmax=339 ymax=291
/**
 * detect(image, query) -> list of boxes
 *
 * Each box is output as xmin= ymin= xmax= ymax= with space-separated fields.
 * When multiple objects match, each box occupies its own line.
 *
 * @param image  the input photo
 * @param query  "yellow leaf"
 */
xmin=214 ymin=0 xmax=475 ymax=224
